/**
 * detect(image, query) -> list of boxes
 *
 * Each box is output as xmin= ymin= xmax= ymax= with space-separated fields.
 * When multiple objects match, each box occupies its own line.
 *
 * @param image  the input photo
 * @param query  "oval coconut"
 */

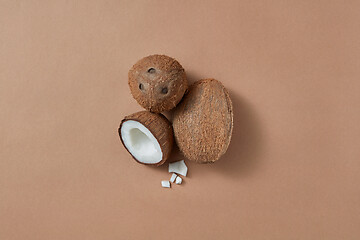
xmin=173 ymin=79 xmax=233 ymax=163
xmin=128 ymin=55 xmax=188 ymax=113
xmin=119 ymin=111 xmax=174 ymax=166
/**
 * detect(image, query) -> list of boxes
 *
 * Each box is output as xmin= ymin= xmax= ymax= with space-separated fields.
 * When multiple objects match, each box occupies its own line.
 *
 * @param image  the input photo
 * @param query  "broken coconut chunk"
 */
xmin=175 ymin=176 xmax=182 ymax=184
xmin=170 ymin=173 xmax=177 ymax=183
xmin=161 ymin=180 xmax=170 ymax=188
xmin=168 ymin=160 xmax=188 ymax=177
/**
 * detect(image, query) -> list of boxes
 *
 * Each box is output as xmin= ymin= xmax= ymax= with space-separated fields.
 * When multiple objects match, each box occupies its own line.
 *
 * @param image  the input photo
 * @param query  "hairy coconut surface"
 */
xmin=128 ymin=55 xmax=188 ymax=113
xmin=119 ymin=111 xmax=174 ymax=166
xmin=173 ymin=79 xmax=233 ymax=163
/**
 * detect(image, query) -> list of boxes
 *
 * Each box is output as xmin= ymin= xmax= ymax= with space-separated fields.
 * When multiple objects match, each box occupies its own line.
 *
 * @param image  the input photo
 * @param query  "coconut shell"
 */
xmin=173 ymin=79 xmax=233 ymax=163
xmin=119 ymin=111 xmax=174 ymax=166
xmin=128 ymin=55 xmax=188 ymax=113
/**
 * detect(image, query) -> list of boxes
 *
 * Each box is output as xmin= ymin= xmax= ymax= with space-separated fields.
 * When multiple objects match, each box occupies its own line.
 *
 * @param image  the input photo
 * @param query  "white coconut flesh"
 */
xmin=121 ymin=120 xmax=163 ymax=164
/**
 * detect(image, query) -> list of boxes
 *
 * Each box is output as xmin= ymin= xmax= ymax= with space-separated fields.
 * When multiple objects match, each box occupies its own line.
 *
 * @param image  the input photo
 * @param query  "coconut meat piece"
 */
xmin=175 ymin=176 xmax=182 ymax=184
xmin=170 ymin=173 xmax=177 ymax=183
xmin=168 ymin=160 xmax=188 ymax=176
xmin=121 ymin=120 xmax=163 ymax=164
xmin=161 ymin=180 xmax=170 ymax=188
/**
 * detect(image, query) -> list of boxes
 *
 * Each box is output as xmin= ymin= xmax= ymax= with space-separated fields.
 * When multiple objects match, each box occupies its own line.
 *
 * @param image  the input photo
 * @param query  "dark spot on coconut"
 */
xmin=161 ymin=87 xmax=168 ymax=94
xmin=139 ymin=83 xmax=144 ymax=90
xmin=147 ymin=68 xmax=156 ymax=73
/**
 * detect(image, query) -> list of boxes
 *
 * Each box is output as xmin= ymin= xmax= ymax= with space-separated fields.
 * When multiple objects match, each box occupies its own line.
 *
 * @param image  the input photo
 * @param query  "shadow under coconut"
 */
xmin=184 ymin=70 xmax=201 ymax=85
xmin=212 ymin=90 xmax=264 ymax=178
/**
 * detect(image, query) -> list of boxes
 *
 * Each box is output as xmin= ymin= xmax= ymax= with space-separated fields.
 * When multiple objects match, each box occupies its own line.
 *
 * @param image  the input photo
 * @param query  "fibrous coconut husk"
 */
xmin=172 ymin=79 xmax=233 ymax=163
xmin=128 ymin=55 xmax=188 ymax=113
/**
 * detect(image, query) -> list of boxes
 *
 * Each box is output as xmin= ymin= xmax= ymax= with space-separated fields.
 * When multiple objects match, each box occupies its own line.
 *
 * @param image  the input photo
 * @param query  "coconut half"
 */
xmin=119 ymin=111 xmax=173 ymax=166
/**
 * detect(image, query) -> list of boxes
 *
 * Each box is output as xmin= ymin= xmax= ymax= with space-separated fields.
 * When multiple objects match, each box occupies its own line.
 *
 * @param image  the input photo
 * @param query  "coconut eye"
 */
xmin=147 ymin=68 xmax=156 ymax=73
xmin=139 ymin=83 xmax=144 ymax=90
xmin=161 ymin=87 xmax=168 ymax=94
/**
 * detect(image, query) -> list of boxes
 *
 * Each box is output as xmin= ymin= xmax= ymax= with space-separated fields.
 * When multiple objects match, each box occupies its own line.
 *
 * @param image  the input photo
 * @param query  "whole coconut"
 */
xmin=128 ymin=55 xmax=188 ymax=113
xmin=173 ymin=79 xmax=233 ymax=163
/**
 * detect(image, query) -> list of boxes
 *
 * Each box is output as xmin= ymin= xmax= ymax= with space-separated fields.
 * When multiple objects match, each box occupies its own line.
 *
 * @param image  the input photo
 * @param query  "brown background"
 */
xmin=1 ymin=1 xmax=360 ymax=239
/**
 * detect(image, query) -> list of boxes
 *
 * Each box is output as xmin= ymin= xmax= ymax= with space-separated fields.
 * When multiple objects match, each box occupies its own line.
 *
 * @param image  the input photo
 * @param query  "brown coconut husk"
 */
xmin=119 ymin=111 xmax=174 ymax=166
xmin=128 ymin=55 xmax=188 ymax=113
xmin=172 ymin=79 xmax=233 ymax=163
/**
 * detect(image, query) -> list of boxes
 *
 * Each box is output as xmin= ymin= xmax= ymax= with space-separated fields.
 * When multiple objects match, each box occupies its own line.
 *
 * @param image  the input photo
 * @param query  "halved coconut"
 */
xmin=119 ymin=111 xmax=173 ymax=166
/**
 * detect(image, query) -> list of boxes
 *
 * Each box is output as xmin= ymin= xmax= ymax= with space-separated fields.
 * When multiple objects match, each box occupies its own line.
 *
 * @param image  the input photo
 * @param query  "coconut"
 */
xmin=119 ymin=111 xmax=174 ymax=166
xmin=172 ymin=79 xmax=233 ymax=163
xmin=128 ymin=54 xmax=188 ymax=113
